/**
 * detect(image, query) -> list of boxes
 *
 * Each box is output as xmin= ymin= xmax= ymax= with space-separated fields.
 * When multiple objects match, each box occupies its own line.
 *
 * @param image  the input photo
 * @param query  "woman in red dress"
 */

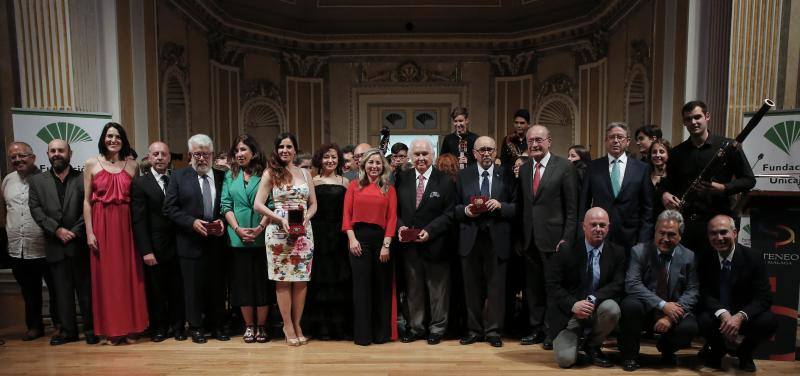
xmin=83 ymin=122 xmax=148 ymax=344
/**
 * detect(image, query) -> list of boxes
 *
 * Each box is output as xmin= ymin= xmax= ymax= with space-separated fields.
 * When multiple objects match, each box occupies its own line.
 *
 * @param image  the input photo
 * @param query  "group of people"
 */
xmin=1 ymin=100 xmax=777 ymax=372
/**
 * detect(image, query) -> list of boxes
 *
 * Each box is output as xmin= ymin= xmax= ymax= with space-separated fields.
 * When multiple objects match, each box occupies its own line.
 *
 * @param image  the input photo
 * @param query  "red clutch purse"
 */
xmin=287 ymin=208 xmax=306 ymax=236
xmin=470 ymin=195 xmax=489 ymax=214
xmin=399 ymin=228 xmax=422 ymax=242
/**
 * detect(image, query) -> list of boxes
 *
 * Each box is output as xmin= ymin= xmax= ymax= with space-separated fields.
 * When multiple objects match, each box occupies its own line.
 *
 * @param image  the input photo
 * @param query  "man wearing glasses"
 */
xmin=343 ymin=143 xmax=371 ymax=181
xmin=163 ymin=134 xmax=229 ymax=344
xmin=579 ymin=122 xmax=654 ymax=253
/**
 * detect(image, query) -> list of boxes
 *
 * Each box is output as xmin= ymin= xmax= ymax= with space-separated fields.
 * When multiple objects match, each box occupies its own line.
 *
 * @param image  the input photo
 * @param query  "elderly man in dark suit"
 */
xmin=547 ymin=207 xmax=625 ymax=368
xmin=28 ymin=139 xmax=98 ymax=345
xmin=396 ymin=138 xmax=456 ymax=345
xmin=518 ymin=124 xmax=579 ymax=349
xmin=580 ymin=122 xmax=653 ymax=251
xmin=454 ymin=136 xmax=517 ymax=347
xmin=620 ymin=210 xmax=699 ymax=371
xmin=163 ymin=134 xmax=228 ymax=344
xmin=697 ymin=215 xmax=777 ymax=372
xmin=131 ymin=141 xmax=186 ymax=342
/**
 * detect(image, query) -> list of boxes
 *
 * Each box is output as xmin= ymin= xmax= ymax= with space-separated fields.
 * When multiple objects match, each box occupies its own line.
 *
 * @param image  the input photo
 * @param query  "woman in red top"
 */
xmin=342 ymin=148 xmax=397 ymax=346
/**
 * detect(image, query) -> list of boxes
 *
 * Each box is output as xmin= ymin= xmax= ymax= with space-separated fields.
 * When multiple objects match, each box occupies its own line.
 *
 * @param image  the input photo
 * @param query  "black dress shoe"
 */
xmin=738 ymin=356 xmax=757 ymax=372
xmin=213 ymin=330 xmax=230 ymax=341
xmin=486 ymin=336 xmax=503 ymax=348
xmin=174 ymin=329 xmax=187 ymax=341
xmin=459 ymin=334 xmax=481 ymax=345
xmin=661 ymin=352 xmax=677 ymax=366
xmin=49 ymin=334 xmax=79 ymax=346
xmin=23 ymin=328 xmax=44 ymax=341
xmin=151 ymin=330 xmax=167 ymax=343
xmin=520 ymin=331 xmax=546 ymax=345
xmin=585 ymin=346 xmax=612 ymax=367
xmin=190 ymin=329 xmax=206 ymax=344
xmin=703 ymin=355 xmax=723 ymax=370
xmin=401 ymin=334 xmax=420 ymax=343
xmin=541 ymin=336 xmax=554 ymax=350
xmin=622 ymin=359 xmax=640 ymax=372
xmin=84 ymin=333 xmax=100 ymax=345
xmin=427 ymin=334 xmax=443 ymax=345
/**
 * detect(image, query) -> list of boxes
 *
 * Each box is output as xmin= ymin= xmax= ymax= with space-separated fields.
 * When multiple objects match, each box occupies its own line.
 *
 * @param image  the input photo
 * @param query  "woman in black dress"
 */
xmin=306 ymin=144 xmax=352 ymax=340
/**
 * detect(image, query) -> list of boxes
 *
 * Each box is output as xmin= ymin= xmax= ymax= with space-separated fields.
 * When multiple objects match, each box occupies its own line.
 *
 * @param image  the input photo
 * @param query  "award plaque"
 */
xmin=399 ymin=228 xmax=422 ymax=242
xmin=287 ymin=208 xmax=306 ymax=236
xmin=470 ymin=195 xmax=489 ymax=214
xmin=203 ymin=220 xmax=223 ymax=234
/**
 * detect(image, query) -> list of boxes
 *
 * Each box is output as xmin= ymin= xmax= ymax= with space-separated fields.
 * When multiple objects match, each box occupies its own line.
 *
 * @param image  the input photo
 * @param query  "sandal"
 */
xmin=243 ymin=326 xmax=256 ymax=343
xmin=256 ymin=326 xmax=269 ymax=343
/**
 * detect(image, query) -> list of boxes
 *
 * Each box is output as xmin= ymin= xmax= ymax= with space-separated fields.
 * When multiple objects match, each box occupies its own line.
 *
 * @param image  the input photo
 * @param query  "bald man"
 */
xmin=546 ymin=207 xmax=625 ymax=368
xmin=343 ymin=143 xmax=371 ymax=181
xmin=131 ymin=142 xmax=186 ymax=342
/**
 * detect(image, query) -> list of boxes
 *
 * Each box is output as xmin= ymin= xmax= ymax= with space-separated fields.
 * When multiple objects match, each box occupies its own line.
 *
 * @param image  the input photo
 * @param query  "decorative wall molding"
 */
xmin=572 ymin=29 xmax=609 ymax=65
xmin=241 ymin=79 xmax=284 ymax=104
xmin=534 ymin=93 xmax=578 ymax=147
xmin=159 ymin=42 xmax=189 ymax=78
xmin=240 ymin=79 xmax=287 ymax=134
xmin=536 ymin=74 xmax=576 ymax=105
xmin=629 ymin=39 xmax=651 ymax=72
xmin=489 ymin=51 xmax=536 ymax=77
xmin=357 ymin=61 xmax=461 ymax=83
xmin=159 ymin=42 xmax=191 ymax=146
xmin=282 ymin=52 xmax=329 ymax=78
xmin=209 ymin=33 xmax=245 ymax=66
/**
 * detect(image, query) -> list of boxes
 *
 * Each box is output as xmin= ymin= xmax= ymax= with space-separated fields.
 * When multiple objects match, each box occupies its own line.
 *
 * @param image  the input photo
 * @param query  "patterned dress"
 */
xmin=265 ymin=179 xmax=314 ymax=281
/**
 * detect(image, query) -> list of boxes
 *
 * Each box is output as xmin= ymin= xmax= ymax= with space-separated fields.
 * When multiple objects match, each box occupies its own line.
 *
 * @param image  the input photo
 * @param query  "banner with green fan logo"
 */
xmin=742 ymin=110 xmax=800 ymax=192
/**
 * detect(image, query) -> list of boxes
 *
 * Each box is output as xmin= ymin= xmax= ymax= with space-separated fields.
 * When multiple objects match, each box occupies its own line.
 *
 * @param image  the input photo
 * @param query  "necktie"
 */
xmin=161 ymin=175 xmax=169 ymax=194
xmin=719 ymin=259 xmax=732 ymax=308
xmin=480 ymin=170 xmax=490 ymax=197
xmin=532 ymin=162 xmax=542 ymax=197
xmin=415 ymin=174 xmax=426 ymax=208
xmin=201 ymin=174 xmax=213 ymax=220
xmin=656 ymin=252 xmax=671 ymax=300
xmin=585 ymin=248 xmax=596 ymax=296
xmin=610 ymin=159 xmax=621 ymax=197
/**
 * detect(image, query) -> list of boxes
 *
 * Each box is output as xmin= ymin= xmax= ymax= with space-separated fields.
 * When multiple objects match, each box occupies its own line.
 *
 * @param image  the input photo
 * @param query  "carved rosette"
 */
xmin=241 ymin=79 xmax=284 ymax=105
xmin=536 ymin=74 xmax=576 ymax=105
xmin=282 ymin=52 xmax=329 ymax=78
xmin=489 ymin=51 xmax=536 ymax=77
xmin=357 ymin=61 xmax=462 ymax=83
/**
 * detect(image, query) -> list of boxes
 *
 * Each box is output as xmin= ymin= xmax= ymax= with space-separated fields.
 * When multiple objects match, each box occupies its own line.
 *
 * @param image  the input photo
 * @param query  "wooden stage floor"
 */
xmin=0 ymin=328 xmax=798 ymax=375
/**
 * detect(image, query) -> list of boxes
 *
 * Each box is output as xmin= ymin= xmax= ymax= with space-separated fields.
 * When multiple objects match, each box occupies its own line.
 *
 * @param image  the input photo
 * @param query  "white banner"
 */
xmin=742 ymin=110 xmax=800 ymax=192
xmin=11 ymin=108 xmax=112 ymax=172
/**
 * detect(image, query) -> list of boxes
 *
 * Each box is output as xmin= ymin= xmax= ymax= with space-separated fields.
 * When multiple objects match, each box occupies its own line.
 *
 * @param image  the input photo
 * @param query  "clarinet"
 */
xmin=679 ymin=99 xmax=774 ymax=212
xmin=457 ymin=133 xmax=468 ymax=170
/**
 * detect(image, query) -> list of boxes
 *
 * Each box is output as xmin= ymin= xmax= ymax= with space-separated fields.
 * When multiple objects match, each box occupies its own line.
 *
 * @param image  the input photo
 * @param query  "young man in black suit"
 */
xmin=396 ymin=139 xmax=456 ymax=345
xmin=697 ymin=215 xmax=777 ymax=372
xmin=440 ymin=107 xmax=478 ymax=169
xmin=131 ymin=141 xmax=186 ymax=342
xmin=454 ymin=136 xmax=517 ymax=347
xmin=163 ymin=134 xmax=228 ymax=344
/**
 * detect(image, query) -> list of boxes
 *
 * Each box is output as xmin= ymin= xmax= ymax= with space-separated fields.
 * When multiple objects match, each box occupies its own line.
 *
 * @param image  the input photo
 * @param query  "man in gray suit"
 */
xmin=28 ymin=139 xmax=98 ymax=345
xmin=619 ymin=210 xmax=699 ymax=371
xmin=517 ymin=125 xmax=579 ymax=349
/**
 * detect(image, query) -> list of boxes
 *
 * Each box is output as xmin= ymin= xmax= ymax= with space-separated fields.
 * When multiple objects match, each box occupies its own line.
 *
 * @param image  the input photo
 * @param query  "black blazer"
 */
xmin=517 ymin=154 xmax=578 ymax=253
xmin=698 ymin=244 xmax=772 ymax=319
xmin=27 ymin=168 xmax=86 ymax=263
xmin=163 ymin=167 xmax=226 ymax=259
xmin=579 ymin=155 xmax=654 ymax=249
xmin=546 ymin=240 xmax=626 ymax=336
xmin=440 ymin=131 xmax=478 ymax=165
xmin=131 ymin=171 xmax=176 ymax=261
xmin=395 ymin=167 xmax=455 ymax=261
xmin=453 ymin=163 xmax=517 ymax=259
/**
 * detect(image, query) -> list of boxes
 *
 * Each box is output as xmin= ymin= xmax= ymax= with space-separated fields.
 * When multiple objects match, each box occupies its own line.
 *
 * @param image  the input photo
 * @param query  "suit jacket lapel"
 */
xmin=536 ymin=157 xmax=557 ymax=201
xmin=668 ymin=246 xmax=682 ymax=297
xmin=417 ymin=169 xmax=438 ymax=211
xmin=491 ymin=166 xmax=503 ymax=199
xmin=466 ymin=165 xmax=480 ymax=199
xmin=147 ymin=172 xmax=165 ymax=198
xmin=617 ymin=158 xmax=637 ymax=198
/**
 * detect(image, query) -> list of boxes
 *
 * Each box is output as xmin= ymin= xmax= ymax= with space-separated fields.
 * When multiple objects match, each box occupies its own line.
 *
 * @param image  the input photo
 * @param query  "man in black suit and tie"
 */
xmin=620 ymin=210 xmax=699 ymax=371
xmin=518 ymin=125 xmax=579 ymax=349
xmin=547 ymin=207 xmax=625 ymax=368
xmin=580 ymin=122 xmax=653 ymax=251
xmin=131 ymin=141 xmax=186 ymax=342
xmin=697 ymin=215 xmax=777 ymax=372
xmin=454 ymin=136 xmax=517 ymax=347
xmin=396 ymin=139 xmax=456 ymax=345
xmin=28 ymin=139 xmax=98 ymax=345
xmin=163 ymin=134 xmax=228 ymax=344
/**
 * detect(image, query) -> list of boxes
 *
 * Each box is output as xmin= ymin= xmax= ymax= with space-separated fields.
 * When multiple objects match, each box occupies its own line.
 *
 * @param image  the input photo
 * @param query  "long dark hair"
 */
xmin=312 ymin=143 xmax=343 ymax=176
xmin=569 ymin=144 xmax=591 ymax=164
xmin=98 ymin=122 xmax=134 ymax=159
xmin=268 ymin=132 xmax=299 ymax=188
xmin=229 ymin=134 xmax=266 ymax=179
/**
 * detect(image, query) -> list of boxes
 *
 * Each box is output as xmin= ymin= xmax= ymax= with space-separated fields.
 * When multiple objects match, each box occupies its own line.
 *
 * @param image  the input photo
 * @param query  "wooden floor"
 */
xmin=0 ymin=327 xmax=798 ymax=375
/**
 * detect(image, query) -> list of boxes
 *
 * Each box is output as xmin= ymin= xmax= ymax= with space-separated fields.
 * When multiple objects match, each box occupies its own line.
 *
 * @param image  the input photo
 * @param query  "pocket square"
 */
xmin=429 ymin=191 xmax=440 ymax=198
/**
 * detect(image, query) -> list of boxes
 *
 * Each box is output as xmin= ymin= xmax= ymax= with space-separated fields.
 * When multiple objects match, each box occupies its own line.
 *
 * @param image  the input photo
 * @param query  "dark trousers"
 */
xmin=350 ymin=223 xmax=393 ymax=345
xmin=524 ymin=245 xmax=554 ymax=335
xmin=697 ymin=310 xmax=777 ymax=359
xmin=402 ymin=246 xmax=450 ymax=336
xmin=180 ymin=247 xmax=226 ymax=331
xmin=461 ymin=231 xmax=506 ymax=337
xmin=144 ymin=255 xmax=185 ymax=333
xmin=619 ymin=296 xmax=698 ymax=359
xmin=682 ymin=215 xmax=713 ymax=255
xmin=11 ymin=257 xmax=59 ymax=331
xmin=49 ymin=254 xmax=93 ymax=337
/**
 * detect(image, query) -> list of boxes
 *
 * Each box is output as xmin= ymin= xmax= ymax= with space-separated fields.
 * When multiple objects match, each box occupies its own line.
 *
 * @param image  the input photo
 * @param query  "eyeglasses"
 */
xmin=606 ymin=135 xmax=628 ymax=141
xmin=476 ymin=147 xmax=496 ymax=154
xmin=528 ymin=137 xmax=549 ymax=145
xmin=8 ymin=154 xmax=32 ymax=161
xmin=191 ymin=152 xmax=213 ymax=160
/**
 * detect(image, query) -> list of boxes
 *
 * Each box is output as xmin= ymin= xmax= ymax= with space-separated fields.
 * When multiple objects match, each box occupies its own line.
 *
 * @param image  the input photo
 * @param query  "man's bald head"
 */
xmin=353 ymin=143 xmax=372 ymax=170
xmin=148 ymin=141 xmax=171 ymax=174
xmin=473 ymin=136 xmax=497 ymax=169
xmin=583 ymin=207 xmax=610 ymax=247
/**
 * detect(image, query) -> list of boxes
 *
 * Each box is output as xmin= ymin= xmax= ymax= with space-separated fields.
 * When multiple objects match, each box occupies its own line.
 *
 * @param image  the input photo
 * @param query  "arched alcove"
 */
xmin=534 ymin=93 xmax=578 ymax=157
xmin=240 ymin=97 xmax=285 ymax=148
xmin=161 ymin=66 xmax=190 ymax=155
xmin=624 ymin=64 xmax=649 ymax=128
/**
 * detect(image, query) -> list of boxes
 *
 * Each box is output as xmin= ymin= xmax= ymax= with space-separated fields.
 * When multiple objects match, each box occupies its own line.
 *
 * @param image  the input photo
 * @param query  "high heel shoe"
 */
xmin=298 ymin=336 xmax=309 ymax=345
xmin=283 ymin=329 xmax=300 ymax=347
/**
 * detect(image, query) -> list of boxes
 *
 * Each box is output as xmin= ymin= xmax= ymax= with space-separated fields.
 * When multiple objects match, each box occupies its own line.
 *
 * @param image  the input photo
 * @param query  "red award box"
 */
xmin=203 ymin=220 xmax=223 ymax=234
xmin=287 ymin=208 xmax=306 ymax=236
xmin=399 ymin=228 xmax=422 ymax=242
xmin=470 ymin=195 xmax=489 ymax=214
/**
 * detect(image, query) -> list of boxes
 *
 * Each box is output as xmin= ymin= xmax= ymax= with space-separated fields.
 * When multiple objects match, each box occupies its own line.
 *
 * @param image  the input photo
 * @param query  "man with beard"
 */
xmin=2 ymin=142 xmax=59 ymax=341
xmin=499 ymin=109 xmax=530 ymax=167
xmin=28 ymin=139 xmax=98 ymax=345
xmin=396 ymin=139 xmax=456 ymax=345
xmin=440 ymin=107 xmax=479 ymax=169
xmin=163 ymin=134 xmax=228 ymax=344
xmin=131 ymin=141 xmax=186 ymax=342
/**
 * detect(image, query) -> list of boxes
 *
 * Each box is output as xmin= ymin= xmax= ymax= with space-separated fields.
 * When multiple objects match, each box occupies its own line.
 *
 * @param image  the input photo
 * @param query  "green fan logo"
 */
xmin=763 ymin=121 xmax=800 ymax=155
xmin=36 ymin=122 xmax=93 ymax=144
xmin=743 ymin=224 xmax=751 ymax=236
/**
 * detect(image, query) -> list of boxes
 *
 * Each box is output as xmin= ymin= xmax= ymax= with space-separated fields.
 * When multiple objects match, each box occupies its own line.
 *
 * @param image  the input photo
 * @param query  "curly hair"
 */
xmin=312 ymin=143 xmax=343 ymax=175
xmin=267 ymin=132 xmax=298 ymax=188
xmin=435 ymin=153 xmax=459 ymax=182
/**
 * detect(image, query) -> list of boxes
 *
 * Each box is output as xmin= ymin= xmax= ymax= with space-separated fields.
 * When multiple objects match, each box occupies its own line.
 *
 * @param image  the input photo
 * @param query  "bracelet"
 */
xmin=383 ymin=242 xmax=391 ymax=248
xmin=234 ymin=226 xmax=239 ymax=232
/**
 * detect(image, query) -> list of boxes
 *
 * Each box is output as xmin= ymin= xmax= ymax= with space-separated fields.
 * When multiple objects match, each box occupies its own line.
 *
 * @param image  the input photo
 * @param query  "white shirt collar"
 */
xmin=534 ymin=152 xmax=551 ymax=167
xmin=717 ymin=244 xmax=736 ymax=267
xmin=607 ymin=152 xmax=628 ymax=164
xmin=479 ymin=164 xmax=494 ymax=177
xmin=415 ymin=166 xmax=433 ymax=180
xmin=584 ymin=239 xmax=605 ymax=254
xmin=150 ymin=167 xmax=167 ymax=181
